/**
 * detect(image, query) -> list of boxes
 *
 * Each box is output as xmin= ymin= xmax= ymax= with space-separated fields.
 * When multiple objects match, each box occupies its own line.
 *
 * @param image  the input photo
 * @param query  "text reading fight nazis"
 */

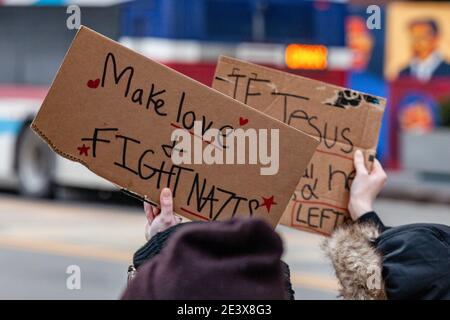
xmin=78 ymin=52 xmax=281 ymax=219
xmin=80 ymin=127 xmax=267 ymax=219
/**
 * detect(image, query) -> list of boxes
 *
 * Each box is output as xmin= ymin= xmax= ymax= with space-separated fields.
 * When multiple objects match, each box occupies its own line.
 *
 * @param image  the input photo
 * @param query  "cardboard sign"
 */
xmin=31 ymin=27 xmax=319 ymax=228
xmin=213 ymin=56 xmax=386 ymax=235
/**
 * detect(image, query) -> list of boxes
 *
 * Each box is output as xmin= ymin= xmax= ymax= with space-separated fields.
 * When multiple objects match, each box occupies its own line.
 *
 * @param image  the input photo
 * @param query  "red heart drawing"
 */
xmin=87 ymin=78 xmax=100 ymax=89
xmin=239 ymin=117 xmax=249 ymax=126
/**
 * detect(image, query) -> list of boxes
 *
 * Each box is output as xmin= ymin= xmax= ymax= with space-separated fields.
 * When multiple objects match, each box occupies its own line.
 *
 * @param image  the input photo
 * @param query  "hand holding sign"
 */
xmin=213 ymin=56 xmax=386 ymax=235
xmin=348 ymin=150 xmax=387 ymax=221
xmin=144 ymin=188 xmax=182 ymax=240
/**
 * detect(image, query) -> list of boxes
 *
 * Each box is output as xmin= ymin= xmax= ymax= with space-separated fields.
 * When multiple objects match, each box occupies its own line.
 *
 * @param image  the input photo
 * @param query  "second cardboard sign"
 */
xmin=213 ymin=56 xmax=386 ymax=235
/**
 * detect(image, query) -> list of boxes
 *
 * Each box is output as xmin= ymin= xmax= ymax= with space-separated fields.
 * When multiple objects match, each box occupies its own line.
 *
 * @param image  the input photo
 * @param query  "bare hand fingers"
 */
xmin=354 ymin=150 xmax=368 ymax=175
xmin=160 ymin=188 xmax=173 ymax=218
xmin=371 ymin=159 xmax=387 ymax=183
xmin=144 ymin=201 xmax=155 ymax=223
xmin=145 ymin=222 xmax=151 ymax=241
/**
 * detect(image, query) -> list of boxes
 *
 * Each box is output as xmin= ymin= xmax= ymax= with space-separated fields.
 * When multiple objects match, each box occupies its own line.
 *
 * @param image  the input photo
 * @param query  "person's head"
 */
xmin=409 ymin=19 xmax=440 ymax=60
xmin=122 ymin=218 xmax=289 ymax=300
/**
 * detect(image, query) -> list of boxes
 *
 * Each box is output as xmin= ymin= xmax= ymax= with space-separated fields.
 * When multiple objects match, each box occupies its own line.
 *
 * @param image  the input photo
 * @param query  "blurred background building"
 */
xmin=1 ymin=0 xmax=450 ymax=301
xmin=0 ymin=0 xmax=449 ymax=199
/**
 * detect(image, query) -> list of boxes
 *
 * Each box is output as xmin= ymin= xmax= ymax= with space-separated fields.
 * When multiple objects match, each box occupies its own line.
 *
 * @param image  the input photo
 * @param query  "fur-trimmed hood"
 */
xmin=322 ymin=217 xmax=450 ymax=300
xmin=321 ymin=222 xmax=387 ymax=300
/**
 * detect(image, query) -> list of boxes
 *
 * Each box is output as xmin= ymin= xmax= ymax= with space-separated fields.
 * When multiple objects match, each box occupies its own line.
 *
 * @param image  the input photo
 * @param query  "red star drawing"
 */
xmin=77 ymin=144 xmax=90 ymax=156
xmin=260 ymin=196 xmax=277 ymax=213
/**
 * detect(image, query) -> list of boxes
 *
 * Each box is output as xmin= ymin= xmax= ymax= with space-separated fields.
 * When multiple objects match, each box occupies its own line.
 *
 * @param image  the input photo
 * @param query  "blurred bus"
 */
xmin=0 ymin=0 xmax=351 ymax=197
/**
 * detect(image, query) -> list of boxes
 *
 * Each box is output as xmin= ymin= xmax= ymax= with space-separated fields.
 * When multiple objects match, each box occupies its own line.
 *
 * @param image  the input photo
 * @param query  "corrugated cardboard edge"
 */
xmin=218 ymin=55 xmax=386 ymax=112
xmin=32 ymin=121 xmax=159 ymax=208
xmin=30 ymin=122 xmax=88 ymax=168
xmin=30 ymin=27 xmax=89 ymax=168
xmin=214 ymin=55 xmax=385 ymax=162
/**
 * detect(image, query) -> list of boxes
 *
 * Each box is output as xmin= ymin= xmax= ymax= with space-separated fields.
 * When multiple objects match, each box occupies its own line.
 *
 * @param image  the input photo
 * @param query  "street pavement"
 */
xmin=0 ymin=193 xmax=449 ymax=300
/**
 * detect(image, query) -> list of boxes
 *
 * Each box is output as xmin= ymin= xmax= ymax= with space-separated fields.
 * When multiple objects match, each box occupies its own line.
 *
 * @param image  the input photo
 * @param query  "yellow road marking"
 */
xmin=290 ymin=272 xmax=338 ymax=293
xmin=0 ymin=236 xmax=131 ymax=263
xmin=0 ymin=235 xmax=338 ymax=294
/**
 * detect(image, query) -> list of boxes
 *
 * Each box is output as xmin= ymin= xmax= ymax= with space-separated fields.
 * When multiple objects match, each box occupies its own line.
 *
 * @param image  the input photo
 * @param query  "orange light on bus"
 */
xmin=285 ymin=44 xmax=328 ymax=70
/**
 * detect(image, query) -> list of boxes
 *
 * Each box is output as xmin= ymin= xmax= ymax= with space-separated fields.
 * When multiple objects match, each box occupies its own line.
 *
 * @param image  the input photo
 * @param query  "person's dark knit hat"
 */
xmin=121 ymin=218 xmax=288 ymax=300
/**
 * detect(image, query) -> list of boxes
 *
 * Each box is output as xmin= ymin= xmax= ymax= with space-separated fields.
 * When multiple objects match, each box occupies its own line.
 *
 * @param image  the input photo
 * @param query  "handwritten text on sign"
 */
xmin=213 ymin=56 xmax=385 ymax=235
xmin=31 ymin=27 xmax=318 ymax=228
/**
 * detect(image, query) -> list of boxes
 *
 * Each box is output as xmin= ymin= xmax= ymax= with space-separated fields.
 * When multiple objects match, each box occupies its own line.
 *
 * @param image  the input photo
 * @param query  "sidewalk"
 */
xmin=381 ymin=170 xmax=450 ymax=204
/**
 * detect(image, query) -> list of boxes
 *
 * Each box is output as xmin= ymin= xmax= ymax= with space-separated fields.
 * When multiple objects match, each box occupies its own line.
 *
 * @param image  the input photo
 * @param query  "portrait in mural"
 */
xmin=385 ymin=2 xmax=450 ymax=82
